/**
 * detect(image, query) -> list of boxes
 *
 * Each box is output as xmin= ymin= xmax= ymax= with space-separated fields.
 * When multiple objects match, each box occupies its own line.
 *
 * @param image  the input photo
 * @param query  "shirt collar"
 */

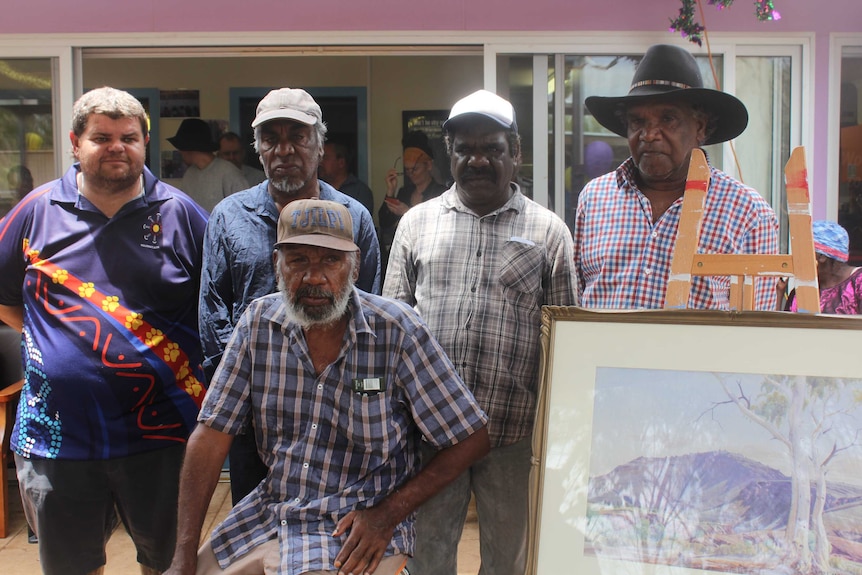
xmin=441 ymin=181 xmax=524 ymax=217
xmin=51 ymin=163 xmax=171 ymax=207
xmin=241 ymin=179 xmax=350 ymax=219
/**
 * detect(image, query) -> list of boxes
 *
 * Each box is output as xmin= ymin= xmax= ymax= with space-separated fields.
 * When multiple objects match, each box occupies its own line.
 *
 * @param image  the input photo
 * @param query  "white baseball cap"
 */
xmin=443 ymin=89 xmax=517 ymax=131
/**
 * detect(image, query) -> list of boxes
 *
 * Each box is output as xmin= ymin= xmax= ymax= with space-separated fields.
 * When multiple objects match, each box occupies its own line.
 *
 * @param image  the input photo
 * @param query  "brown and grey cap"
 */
xmin=275 ymin=199 xmax=359 ymax=252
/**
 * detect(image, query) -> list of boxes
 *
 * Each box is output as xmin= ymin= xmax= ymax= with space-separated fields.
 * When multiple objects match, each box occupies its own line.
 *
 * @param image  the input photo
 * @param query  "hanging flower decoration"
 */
xmin=669 ymin=0 xmax=781 ymax=46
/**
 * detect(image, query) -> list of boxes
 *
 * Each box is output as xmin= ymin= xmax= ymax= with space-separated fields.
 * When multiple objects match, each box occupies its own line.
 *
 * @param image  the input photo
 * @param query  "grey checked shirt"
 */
xmin=383 ymin=184 xmax=578 ymax=447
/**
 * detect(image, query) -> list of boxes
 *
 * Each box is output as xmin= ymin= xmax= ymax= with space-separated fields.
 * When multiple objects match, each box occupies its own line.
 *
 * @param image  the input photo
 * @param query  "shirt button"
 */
xmin=311 ymin=423 xmax=318 ymax=429
xmin=303 ymin=462 xmax=309 ymax=468
xmin=471 ymin=286 xmax=476 ymax=292
xmin=476 ymin=250 xmax=482 ymax=256
xmin=294 ymin=498 xmax=300 ymax=503
xmin=317 ymin=384 xmax=323 ymax=390
xmin=651 ymin=231 xmax=658 ymax=238
xmin=644 ymin=268 xmax=652 ymax=276
xmin=281 ymin=520 xmax=287 ymax=525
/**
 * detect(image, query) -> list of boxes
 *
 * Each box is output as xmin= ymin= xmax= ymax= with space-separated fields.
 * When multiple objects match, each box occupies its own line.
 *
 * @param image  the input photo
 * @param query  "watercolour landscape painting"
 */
xmin=586 ymin=367 xmax=862 ymax=575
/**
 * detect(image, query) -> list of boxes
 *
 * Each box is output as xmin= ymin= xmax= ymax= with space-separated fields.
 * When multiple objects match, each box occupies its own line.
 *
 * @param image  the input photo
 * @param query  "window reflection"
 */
xmin=838 ymin=49 xmax=862 ymax=265
xmin=0 ymin=58 xmax=54 ymax=218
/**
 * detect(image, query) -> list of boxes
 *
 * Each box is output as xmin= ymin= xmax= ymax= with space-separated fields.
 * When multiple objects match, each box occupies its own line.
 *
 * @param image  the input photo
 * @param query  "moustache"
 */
xmin=294 ymin=286 xmax=334 ymax=303
xmin=462 ymin=167 xmax=494 ymax=180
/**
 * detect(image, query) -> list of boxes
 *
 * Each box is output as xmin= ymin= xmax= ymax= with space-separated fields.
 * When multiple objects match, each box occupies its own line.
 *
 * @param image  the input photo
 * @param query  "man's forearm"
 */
xmin=168 ymin=424 xmax=234 ymax=573
xmin=380 ymin=427 xmax=490 ymax=525
xmin=0 ymin=304 xmax=23 ymax=332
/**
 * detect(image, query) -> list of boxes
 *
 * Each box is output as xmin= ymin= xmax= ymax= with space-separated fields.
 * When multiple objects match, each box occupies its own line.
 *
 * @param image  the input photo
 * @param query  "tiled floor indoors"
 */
xmin=0 ymin=476 xmax=480 ymax=574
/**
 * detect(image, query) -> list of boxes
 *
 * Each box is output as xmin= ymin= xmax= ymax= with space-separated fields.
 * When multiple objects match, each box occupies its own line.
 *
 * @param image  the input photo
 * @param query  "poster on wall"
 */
xmin=402 ymin=110 xmax=451 ymax=187
xmin=160 ymin=90 xmax=201 ymax=118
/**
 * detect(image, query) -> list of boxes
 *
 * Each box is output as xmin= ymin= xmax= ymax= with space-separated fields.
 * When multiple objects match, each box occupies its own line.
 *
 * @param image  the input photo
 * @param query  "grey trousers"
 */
xmin=407 ymin=435 xmax=532 ymax=575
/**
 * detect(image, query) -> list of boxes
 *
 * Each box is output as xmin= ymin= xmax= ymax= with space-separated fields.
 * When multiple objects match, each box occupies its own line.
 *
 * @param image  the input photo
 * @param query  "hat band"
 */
xmin=631 ymin=79 xmax=693 ymax=90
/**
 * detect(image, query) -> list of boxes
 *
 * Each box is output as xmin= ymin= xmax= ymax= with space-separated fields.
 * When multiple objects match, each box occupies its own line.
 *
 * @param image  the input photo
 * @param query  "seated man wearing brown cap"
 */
xmin=167 ymin=199 xmax=489 ymax=575
xmin=168 ymin=118 xmax=249 ymax=212
xmin=575 ymin=43 xmax=779 ymax=310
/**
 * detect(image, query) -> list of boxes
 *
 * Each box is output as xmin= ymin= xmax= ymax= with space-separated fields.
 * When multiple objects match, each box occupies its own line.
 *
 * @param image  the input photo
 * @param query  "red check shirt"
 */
xmin=574 ymin=157 xmax=779 ymax=310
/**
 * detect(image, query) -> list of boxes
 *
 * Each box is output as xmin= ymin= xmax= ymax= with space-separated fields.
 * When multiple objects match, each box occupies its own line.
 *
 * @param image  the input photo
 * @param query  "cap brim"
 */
xmin=274 ymin=233 xmax=359 ymax=252
xmin=252 ymin=109 xmax=318 ymax=128
xmin=584 ymin=88 xmax=748 ymax=145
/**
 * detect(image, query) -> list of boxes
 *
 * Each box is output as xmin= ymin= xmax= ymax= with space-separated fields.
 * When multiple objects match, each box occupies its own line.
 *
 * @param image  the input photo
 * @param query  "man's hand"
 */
xmin=332 ymin=506 xmax=396 ymax=575
xmin=163 ymin=554 xmax=197 ymax=575
xmin=384 ymin=169 xmax=399 ymax=197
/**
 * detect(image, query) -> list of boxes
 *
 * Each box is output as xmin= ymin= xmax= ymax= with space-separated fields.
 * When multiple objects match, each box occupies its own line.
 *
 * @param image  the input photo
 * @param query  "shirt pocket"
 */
xmin=499 ymin=240 xmax=543 ymax=295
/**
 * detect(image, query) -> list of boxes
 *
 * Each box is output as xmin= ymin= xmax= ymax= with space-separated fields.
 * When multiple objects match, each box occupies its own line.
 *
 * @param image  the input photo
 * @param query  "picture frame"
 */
xmin=529 ymin=307 xmax=862 ymax=575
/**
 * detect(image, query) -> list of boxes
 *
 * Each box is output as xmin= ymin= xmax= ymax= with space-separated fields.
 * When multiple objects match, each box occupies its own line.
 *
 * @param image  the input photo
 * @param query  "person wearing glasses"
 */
xmin=378 ymin=130 xmax=447 ymax=270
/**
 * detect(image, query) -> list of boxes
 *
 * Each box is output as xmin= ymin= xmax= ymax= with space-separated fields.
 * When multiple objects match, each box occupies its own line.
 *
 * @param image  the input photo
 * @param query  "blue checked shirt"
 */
xmin=383 ymin=185 xmax=578 ymax=447
xmin=199 ymin=289 xmax=487 ymax=575
xmin=574 ymin=157 xmax=779 ymax=310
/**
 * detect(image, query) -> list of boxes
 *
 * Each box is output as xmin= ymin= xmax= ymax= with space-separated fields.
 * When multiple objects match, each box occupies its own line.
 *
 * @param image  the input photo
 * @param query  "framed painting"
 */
xmin=529 ymin=307 xmax=862 ymax=575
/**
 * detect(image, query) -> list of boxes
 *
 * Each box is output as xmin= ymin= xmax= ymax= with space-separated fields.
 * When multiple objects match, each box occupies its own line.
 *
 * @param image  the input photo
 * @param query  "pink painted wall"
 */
xmin=0 ymin=0 xmax=858 ymax=35
xmin=2 ymin=0 xmax=861 ymax=215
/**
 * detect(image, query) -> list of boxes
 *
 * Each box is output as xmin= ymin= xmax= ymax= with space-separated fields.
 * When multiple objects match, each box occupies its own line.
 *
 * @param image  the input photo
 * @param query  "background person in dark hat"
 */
xmin=574 ymin=43 xmax=779 ymax=310
xmin=168 ymin=118 xmax=248 ymax=212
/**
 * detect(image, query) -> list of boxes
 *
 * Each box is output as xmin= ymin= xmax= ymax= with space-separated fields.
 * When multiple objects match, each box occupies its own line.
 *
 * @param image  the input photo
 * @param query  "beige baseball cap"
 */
xmin=252 ymin=88 xmax=323 ymax=128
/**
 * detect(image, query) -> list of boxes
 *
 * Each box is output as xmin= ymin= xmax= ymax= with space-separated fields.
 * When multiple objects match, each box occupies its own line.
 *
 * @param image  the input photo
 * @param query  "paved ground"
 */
xmin=0 ymin=478 xmax=480 ymax=574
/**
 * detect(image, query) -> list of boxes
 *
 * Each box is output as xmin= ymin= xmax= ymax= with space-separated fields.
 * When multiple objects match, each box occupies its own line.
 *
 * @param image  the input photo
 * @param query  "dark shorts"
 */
xmin=15 ymin=444 xmax=185 ymax=575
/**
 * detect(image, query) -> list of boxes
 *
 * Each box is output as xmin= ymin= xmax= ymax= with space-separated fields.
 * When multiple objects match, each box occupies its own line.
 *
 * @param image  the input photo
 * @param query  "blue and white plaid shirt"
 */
xmin=574 ymin=157 xmax=779 ymax=310
xmin=199 ymin=289 xmax=487 ymax=575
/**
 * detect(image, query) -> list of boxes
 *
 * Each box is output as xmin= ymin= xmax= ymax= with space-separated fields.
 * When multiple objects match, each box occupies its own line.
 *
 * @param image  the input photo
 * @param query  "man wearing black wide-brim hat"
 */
xmin=168 ymin=118 xmax=248 ymax=212
xmin=574 ymin=43 xmax=779 ymax=310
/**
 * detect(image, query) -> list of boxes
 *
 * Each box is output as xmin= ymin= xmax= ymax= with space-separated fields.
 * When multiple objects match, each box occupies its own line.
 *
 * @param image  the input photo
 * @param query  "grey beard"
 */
xmin=268 ymin=175 xmax=305 ymax=194
xmin=278 ymin=276 xmax=353 ymax=329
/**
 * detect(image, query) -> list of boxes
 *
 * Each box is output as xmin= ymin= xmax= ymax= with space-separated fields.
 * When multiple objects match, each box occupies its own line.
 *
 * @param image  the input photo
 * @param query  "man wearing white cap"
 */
xmin=384 ymin=89 xmax=578 ymax=575
xmin=168 ymin=199 xmax=489 ymax=575
xmin=199 ymin=88 xmax=382 ymax=507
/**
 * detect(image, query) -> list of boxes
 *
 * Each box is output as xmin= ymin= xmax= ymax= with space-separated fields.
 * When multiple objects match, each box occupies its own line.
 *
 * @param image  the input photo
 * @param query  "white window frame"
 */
xmin=828 ymin=33 xmax=862 ymax=219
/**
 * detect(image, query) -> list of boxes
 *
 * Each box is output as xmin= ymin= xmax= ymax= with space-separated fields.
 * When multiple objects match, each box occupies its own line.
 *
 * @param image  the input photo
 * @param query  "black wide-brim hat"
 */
xmin=167 ymin=118 xmax=218 ymax=152
xmin=584 ymin=44 xmax=748 ymax=145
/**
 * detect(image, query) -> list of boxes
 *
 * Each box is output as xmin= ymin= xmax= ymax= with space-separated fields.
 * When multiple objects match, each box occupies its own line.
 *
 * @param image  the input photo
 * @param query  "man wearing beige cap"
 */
xmin=168 ymin=199 xmax=489 ymax=575
xmin=384 ymin=89 xmax=578 ymax=575
xmin=199 ymin=88 xmax=382 ymax=507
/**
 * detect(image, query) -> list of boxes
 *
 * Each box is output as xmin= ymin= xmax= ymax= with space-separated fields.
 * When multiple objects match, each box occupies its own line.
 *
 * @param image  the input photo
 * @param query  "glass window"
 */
xmin=837 ymin=47 xmax=862 ymax=265
xmin=0 ymin=58 xmax=54 ymax=218
xmin=496 ymin=55 xmax=544 ymax=202
xmin=735 ymin=55 xmax=792 ymax=251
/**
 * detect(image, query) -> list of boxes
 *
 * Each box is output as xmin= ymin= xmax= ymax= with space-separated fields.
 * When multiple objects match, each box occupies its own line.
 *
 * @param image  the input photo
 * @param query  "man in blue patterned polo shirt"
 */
xmin=167 ymin=199 xmax=489 ymax=575
xmin=0 ymin=87 xmax=209 ymax=575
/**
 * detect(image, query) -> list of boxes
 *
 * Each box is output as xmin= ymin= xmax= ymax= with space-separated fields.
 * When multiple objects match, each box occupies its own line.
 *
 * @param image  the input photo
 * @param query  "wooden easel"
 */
xmin=664 ymin=146 xmax=820 ymax=313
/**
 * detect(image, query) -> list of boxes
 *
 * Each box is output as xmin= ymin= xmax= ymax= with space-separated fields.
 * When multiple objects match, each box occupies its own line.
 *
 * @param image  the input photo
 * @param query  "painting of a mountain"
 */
xmin=587 ymin=451 xmax=862 ymax=572
xmin=584 ymin=367 xmax=862 ymax=575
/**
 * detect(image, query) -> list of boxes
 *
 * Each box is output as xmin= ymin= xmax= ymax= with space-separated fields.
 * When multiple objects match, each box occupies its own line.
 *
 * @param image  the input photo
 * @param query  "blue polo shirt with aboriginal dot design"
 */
xmin=0 ymin=164 xmax=209 ymax=460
